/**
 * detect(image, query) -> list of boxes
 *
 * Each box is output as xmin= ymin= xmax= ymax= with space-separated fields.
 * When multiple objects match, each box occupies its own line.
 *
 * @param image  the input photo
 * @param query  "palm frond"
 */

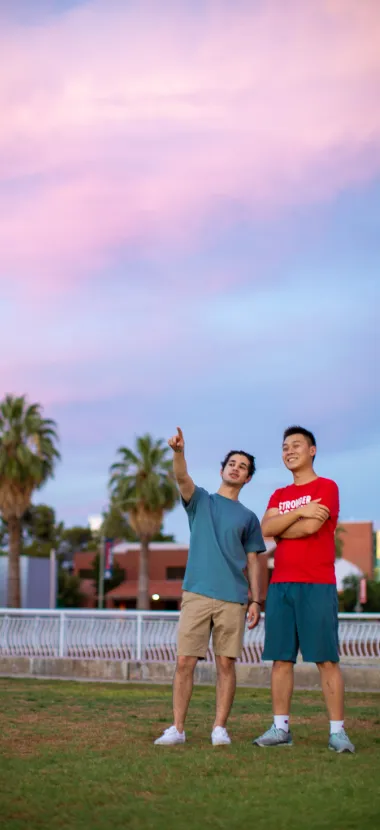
xmin=108 ymin=432 xmax=178 ymax=541
xmin=0 ymin=395 xmax=60 ymax=521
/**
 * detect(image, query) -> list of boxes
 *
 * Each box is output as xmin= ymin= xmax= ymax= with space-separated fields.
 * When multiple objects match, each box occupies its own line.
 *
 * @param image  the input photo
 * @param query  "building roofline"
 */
xmin=112 ymin=542 xmax=188 ymax=552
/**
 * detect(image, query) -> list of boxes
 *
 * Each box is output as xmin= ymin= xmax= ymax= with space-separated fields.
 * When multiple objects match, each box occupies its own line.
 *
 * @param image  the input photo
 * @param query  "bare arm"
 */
xmin=168 ymin=427 xmax=195 ymax=503
xmin=277 ymin=516 xmax=328 ymax=539
xmin=247 ymin=552 xmax=261 ymax=603
xmin=261 ymin=507 xmax=302 ymax=537
xmin=261 ymin=500 xmax=330 ymax=538
xmin=246 ymin=552 xmax=261 ymax=629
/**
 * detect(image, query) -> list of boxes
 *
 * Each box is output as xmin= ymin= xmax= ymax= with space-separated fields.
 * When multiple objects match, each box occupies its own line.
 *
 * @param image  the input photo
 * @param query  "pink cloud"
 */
xmin=0 ymin=0 xmax=379 ymax=292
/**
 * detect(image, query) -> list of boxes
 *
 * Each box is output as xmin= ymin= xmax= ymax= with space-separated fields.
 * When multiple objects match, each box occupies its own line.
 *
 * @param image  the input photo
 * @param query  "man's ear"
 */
xmin=310 ymin=446 xmax=317 ymax=460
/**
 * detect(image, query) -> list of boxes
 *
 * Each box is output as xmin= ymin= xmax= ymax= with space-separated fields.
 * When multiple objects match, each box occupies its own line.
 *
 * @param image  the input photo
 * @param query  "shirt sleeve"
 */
xmin=320 ymin=479 xmax=340 ymax=524
xmin=244 ymin=514 xmax=267 ymax=554
xmin=181 ymin=486 xmax=206 ymax=519
xmin=267 ymin=489 xmax=281 ymax=511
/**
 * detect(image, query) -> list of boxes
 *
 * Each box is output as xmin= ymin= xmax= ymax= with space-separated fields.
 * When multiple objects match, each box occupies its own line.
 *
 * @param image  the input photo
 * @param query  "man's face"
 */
xmin=282 ymin=433 xmax=316 ymax=472
xmin=221 ymin=454 xmax=251 ymax=487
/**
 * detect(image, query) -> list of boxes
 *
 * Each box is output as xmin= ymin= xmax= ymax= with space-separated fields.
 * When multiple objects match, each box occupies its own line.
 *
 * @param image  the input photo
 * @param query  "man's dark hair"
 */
xmin=221 ymin=450 xmax=256 ymax=478
xmin=283 ymin=425 xmax=317 ymax=448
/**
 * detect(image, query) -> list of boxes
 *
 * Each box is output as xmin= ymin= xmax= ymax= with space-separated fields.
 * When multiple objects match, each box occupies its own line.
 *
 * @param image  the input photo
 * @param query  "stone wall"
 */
xmin=0 ymin=656 xmax=379 ymax=691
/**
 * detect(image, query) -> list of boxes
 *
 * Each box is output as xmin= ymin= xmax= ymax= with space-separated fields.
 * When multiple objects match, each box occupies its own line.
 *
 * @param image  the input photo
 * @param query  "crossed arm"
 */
xmin=261 ymin=500 xmax=331 ymax=540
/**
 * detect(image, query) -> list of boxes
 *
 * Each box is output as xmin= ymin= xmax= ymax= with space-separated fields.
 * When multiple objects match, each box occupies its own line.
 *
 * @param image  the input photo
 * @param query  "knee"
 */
xmin=273 ymin=660 xmax=294 ymax=674
xmin=176 ymin=655 xmax=197 ymax=675
xmin=216 ymin=656 xmax=235 ymax=676
xmin=316 ymin=661 xmax=340 ymax=673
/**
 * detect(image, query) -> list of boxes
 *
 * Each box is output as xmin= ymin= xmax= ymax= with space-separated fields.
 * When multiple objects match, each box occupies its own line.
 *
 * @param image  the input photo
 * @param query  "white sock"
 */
xmin=274 ymin=715 xmax=289 ymax=733
xmin=330 ymin=720 xmax=344 ymax=734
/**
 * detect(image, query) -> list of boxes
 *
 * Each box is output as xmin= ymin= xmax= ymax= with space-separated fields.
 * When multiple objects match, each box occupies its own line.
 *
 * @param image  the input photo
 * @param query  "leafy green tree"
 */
xmin=91 ymin=553 xmax=126 ymax=597
xmin=0 ymin=518 xmax=9 ymax=552
xmin=153 ymin=526 xmax=175 ymax=543
xmin=341 ymin=575 xmax=380 ymax=612
xmin=0 ymin=395 xmax=60 ymax=606
xmin=22 ymin=503 xmax=63 ymax=557
xmin=23 ymin=504 xmax=57 ymax=543
xmin=335 ymin=524 xmax=346 ymax=559
xmin=363 ymin=581 xmax=380 ymax=612
xmin=57 ymin=569 xmax=83 ymax=608
xmin=59 ymin=526 xmax=94 ymax=553
xmin=341 ymin=575 xmax=358 ymax=611
xmin=101 ymin=503 xmax=137 ymax=541
xmin=102 ymin=503 xmax=176 ymax=544
xmin=109 ymin=434 xmax=179 ymax=609
xmin=1 ymin=503 xmax=65 ymax=558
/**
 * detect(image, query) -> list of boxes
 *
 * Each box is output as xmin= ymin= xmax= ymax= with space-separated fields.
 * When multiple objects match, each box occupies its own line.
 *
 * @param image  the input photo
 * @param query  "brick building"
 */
xmin=336 ymin=522 xmax=374 ymax=577
xmin=73 ymin=521 xmax=375 ymax=609
xmin=74 ymin=543 xmax=189 ymax=610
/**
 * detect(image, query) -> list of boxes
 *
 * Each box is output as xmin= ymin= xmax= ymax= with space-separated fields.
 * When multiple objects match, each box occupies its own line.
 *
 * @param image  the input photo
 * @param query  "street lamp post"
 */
xmin=88 ymin=515 xmax=104 ymax=611
xmin=98 ymin=537 xmax=105 ymax=610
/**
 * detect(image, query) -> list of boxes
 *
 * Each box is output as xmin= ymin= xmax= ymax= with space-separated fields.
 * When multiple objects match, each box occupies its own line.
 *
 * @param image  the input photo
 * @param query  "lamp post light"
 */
xmin=88 ymin=515 xmax=104 ymax=610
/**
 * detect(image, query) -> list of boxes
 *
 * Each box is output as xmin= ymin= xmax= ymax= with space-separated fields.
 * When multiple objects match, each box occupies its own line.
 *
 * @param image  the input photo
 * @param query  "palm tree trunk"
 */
xmin=7 ymin=516 xmax=21 ymax=608
xmin=137 ymin=537 xmax=150 ymax=610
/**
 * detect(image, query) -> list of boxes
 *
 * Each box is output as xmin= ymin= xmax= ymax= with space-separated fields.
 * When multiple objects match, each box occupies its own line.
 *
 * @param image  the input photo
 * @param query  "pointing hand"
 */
xmin=168 ymin=427 xmax=185 ymax=454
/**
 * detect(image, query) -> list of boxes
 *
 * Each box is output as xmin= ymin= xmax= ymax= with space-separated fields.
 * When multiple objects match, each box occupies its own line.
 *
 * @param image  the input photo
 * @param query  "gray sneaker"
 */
xmin=328 ymin=729 xmax=355 ymax=753
xmin=253 ymin=724 xmax=293 ymax=747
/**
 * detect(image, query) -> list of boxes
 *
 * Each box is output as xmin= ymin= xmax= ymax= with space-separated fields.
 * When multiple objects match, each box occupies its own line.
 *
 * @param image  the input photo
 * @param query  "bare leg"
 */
xmin=317 ymin=661 xmax=344 ymax=720
xmin=213 ymin=655 xmax=236 ymax=729
xmin=173 ymin=655 xmax=198 ymax=732
xmin=272 ymin=660 xmax=294 ymax=715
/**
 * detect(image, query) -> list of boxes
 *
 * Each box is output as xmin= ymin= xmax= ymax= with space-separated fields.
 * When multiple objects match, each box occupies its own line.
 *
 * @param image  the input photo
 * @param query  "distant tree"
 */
xmin=363 ymin=581 xmax=380 ymax=613
xmin=57 ymin=569 xmax=83 ymax=608
xmin=0 ymin=504 xmax=66 ymax=558
xmin=153 ymin=526 xmax=176 ymax=543
xmin=91 ymin=552 xmax=126 ymax=596
xmin=102 ymin=503 xmax=176 ymax=544
xmin=0 ymin=395 xmax=60 ymax=606
xmin=101 ymin=504 xmax=136 ymax=541
xmin=22 ymin=503 xmax=63 ymax=557
xmin=335 ymin=525 xmax=346 ymax=559
xmin=0 ymin=518 xmax=9 ymax=552
xmin=59 ymin=526 xmax=94 ymax=553
xmin=23 ymin=504 xmax=57 ymax=543
xmin=341 ymin=574 xmax=358 ymax=611
xmin=109 ymin=434 xmax=179 ymax=609
xmin=341 ymin=575 xmax=380 ymax=613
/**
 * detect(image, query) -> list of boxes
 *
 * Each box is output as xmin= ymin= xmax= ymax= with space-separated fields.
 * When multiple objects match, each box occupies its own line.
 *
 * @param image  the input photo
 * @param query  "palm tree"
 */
xmin=0 ymin=395 xmax=60 ymax=607
xmin=109 ymin=434 xmax=179 ymax=609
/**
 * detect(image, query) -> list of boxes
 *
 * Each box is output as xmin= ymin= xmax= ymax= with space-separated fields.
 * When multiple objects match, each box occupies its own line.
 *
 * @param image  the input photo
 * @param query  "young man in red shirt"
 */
xmin=253 ymin=426 xmax=355 ymax=753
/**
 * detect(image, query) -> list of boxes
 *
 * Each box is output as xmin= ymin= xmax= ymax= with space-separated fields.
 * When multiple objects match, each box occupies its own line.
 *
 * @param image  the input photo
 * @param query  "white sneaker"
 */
xmin=154 ymin=725 xmax=186 ymax=746
xmin=211 ymin=726 xmax=231 ymax=746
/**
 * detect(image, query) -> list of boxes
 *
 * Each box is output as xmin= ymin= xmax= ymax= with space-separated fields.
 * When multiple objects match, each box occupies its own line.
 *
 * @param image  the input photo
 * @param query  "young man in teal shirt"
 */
xmin=155 ymin=427 xmax=265 ymax=747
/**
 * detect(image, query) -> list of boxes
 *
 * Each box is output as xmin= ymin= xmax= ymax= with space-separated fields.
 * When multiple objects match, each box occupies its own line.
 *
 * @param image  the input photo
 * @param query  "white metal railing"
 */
xmin=0 ymin=610 xmax=379 ymax=663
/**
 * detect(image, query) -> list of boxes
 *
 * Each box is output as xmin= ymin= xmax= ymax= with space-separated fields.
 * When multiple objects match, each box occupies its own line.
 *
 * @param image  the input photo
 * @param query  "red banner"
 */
xmin=104 ymin=539 xmax=114 ymax=578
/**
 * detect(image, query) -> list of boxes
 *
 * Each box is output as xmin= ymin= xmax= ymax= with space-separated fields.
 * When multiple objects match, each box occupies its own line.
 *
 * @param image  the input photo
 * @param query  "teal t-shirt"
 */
xmin=182 ymin=486 xmax=266 ymax=604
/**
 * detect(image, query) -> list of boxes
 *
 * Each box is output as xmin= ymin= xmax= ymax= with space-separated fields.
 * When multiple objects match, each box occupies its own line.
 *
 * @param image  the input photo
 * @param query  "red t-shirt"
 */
xmin=268 ymin=477 xmax=339 ymax=584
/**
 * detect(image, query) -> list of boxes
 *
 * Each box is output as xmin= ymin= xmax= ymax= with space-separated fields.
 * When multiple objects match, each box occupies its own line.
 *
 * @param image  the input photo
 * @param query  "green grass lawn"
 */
xmin=0 ymin=678 xmax=379 ymax=830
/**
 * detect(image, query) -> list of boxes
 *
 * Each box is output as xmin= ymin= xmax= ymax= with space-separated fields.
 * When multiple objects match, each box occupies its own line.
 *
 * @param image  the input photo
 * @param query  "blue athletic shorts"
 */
xmin=262 ymin=582 xmax=340 ymax=664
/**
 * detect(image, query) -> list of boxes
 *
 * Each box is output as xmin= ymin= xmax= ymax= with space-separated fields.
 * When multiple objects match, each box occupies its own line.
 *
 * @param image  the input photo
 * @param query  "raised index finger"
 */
xmin=176 ymin=427 xmax=184 ymax=440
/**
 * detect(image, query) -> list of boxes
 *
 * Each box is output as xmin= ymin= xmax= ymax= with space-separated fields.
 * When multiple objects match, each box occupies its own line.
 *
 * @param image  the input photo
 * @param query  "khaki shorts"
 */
xmin=177 ymin=591 xmax=247 ymax=659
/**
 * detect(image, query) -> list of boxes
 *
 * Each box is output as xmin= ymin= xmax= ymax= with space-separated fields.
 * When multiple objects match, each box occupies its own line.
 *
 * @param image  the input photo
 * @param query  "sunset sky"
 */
xmin=1 ymin=0 xmax=379 ymax=541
